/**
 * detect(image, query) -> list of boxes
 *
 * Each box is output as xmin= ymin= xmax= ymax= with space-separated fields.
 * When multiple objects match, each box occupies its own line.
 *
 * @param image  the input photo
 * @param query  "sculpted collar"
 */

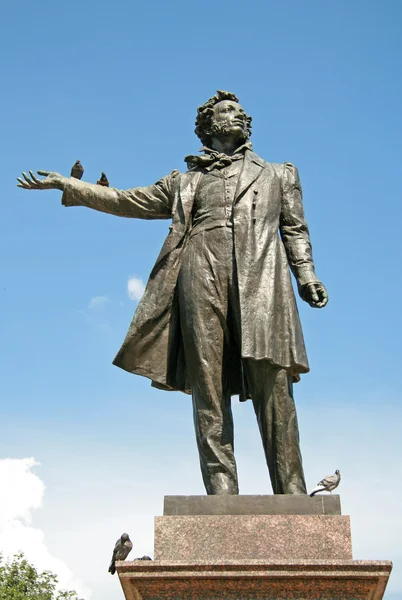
xmin=184 ymin=141 xmax=253 ymax=172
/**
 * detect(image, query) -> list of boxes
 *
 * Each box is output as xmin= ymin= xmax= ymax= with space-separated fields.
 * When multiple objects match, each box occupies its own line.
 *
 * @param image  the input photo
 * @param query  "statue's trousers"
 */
xmin=177 ymin=226 xmax=307 ymax=495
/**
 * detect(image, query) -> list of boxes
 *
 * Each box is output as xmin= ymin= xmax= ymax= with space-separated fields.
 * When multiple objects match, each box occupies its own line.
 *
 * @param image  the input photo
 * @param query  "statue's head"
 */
xmin=195 ymin=90 xmax=252 ymax=148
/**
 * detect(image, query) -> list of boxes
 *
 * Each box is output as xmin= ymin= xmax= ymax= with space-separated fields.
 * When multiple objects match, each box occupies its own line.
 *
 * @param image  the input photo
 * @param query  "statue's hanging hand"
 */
xmin=302 ymin=282 xmax=328 ymax=309
xmin=17 ymin=170 xmax=66 ymax=191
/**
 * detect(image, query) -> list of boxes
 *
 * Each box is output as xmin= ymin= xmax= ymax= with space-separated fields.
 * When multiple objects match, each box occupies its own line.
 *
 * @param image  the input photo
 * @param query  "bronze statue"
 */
xmin=18 ymin=90 xmax=328 ymax=496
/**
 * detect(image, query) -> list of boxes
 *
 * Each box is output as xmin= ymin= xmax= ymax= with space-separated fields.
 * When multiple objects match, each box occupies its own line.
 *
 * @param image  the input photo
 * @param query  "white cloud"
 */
xmin=88 ymin=296 xmax=110 ymax=310
xmin=0 ymin=458 xmax=43 ymax=525
xmin=127 ymin=276 xmax=145 ymax=301
xmin=0 ymin=458 xmax=91 ymax=599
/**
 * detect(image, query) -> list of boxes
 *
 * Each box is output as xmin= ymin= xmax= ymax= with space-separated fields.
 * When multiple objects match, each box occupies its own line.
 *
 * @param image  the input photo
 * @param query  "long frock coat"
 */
xmin=61 ymin=149 xmax=320 ymax=399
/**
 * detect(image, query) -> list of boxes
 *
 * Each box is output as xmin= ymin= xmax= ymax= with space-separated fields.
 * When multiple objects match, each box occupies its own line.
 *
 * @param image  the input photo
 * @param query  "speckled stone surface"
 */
xmin=154 ymin=515 xmax=352 ymax=561
xmin=117 ymin=559 xmax=392 ymax=599
xmin=164 ymin=494 xmax=341 ymax=516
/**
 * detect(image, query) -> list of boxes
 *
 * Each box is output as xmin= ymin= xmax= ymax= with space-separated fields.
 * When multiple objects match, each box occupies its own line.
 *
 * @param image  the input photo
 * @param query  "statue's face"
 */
xmin=209 ymin=100 xmax=248 ymax=142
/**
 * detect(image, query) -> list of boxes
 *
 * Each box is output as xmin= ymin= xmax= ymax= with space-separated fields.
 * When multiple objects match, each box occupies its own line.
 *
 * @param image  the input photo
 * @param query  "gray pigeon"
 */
xmin=70 ymin=160 xmax=84 ymax=180
xmin=108 ymin=533 xmax=133 ymax=575
xmin=309 ymin=470 xmax=341 ymax=496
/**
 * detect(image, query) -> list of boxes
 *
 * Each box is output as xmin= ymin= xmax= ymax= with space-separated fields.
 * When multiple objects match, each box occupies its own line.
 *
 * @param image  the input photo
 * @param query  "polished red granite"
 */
xmin=117 ymin=559 xmax=392 ymax=599
xmin=154 ymin=515 xmax=352 ymax=561
xmin=116 ymin=496 xmax=392 ymax=599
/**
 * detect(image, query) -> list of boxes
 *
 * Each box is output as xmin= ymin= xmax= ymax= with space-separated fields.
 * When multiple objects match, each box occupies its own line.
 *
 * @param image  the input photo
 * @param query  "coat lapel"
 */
xmin=176 ymin=170 xmax=202 ymax=230
xmin=235 ymin=150 xmax=265 ymax=202
xmin=151 ymin=171 xmax=202 ymax=271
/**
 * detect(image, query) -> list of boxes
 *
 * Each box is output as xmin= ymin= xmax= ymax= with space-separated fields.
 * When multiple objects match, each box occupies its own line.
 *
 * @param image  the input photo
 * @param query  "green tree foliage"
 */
xmin=0 ymin=553 xmax=83 ymax=600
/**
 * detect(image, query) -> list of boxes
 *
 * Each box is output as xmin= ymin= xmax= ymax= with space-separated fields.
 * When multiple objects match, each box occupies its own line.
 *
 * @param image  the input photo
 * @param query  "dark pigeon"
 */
xmin=108 ymin=533 xmax=133 ymax=575
xmin=97 ymin=172 xmax=109 ymax=187
xmin=70 ymin=160 xmax=84 ymax=180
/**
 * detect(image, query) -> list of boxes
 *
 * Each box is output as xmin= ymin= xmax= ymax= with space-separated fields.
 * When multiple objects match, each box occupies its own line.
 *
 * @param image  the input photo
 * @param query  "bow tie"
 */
xmin=185 ymin=142 xmax=252 ymax=171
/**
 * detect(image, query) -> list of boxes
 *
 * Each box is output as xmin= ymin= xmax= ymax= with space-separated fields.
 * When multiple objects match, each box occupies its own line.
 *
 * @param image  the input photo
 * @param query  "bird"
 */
xmin=70 ymin=160 xmax=84 ymax=180
xmin=108 ymin=533 xmax=133 ymax=575
xmin=309 ymin=470 xmax=341 ymax=496
xmin=97 ymin=172 xmax=109 ymax=186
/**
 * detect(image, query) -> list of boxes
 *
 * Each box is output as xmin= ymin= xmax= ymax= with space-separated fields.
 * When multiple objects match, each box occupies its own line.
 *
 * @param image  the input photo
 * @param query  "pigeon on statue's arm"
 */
xmin=309 ymin=470 xmax=341 ymax=496
xmin=70 ymin=160 xmax=84 ymax=180
xmin=108 ymin=533 xmax=133 ymax=575
xmin=97 ymin=172 xmax=109 ymax=186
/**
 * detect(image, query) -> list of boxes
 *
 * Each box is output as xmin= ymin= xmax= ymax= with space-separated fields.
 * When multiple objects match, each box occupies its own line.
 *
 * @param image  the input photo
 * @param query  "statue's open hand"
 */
xmin=302 ymin=282 xmax=328 ymax=308
xmin=17 ymin=170 xmax=65 ymax=191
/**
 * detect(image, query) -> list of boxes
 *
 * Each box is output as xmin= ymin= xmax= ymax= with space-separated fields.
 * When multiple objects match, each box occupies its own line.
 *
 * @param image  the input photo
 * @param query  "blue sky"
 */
xmin=1 ymin=0 xmax=401 ymax=598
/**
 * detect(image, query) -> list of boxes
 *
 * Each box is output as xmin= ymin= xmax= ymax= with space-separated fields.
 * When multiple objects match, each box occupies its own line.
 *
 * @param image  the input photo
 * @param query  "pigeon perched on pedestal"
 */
xmin=309 ymin=470 xmax=341 ymax=496
xmin=97 ymin=172 xmax=109 ymax=186
xmin=70 ymin=160 xmax=84 ymax=180
xmin=108 ymin=533 xmax=133 ymax=575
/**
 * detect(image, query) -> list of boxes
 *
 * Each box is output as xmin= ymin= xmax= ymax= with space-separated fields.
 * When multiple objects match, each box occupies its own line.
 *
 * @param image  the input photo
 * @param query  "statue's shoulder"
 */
xmin=182 ymin=167 xmax=205 ymax=181
xmin=262 ymin=161 xmax=300 ymax=180
xmin=248 ymin=152 xmax=287 ymax=174
xmin=255 ymin=159 xmax=283 ymax=177
xmin=172 ymin=168 xmax=204 ymax=190
xmin=155 ymin=169 xmax=181 ymax=184
xmin=183 ymin=166 xmax=202 ymax=175
xmin=166 ymin=169 xmax=182 ymax=181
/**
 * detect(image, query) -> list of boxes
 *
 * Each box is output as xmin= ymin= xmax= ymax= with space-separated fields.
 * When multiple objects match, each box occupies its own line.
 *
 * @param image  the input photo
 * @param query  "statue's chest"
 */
xmin=193 ymin=164 xmax=242 ymax=214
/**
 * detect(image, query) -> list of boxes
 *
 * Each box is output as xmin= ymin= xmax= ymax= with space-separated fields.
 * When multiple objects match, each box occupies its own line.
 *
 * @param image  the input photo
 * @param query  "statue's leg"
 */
xmin=177 ymin=229 xmax=239 ymax=495
xmin=244 ymin=361 xmax=307 ymax=494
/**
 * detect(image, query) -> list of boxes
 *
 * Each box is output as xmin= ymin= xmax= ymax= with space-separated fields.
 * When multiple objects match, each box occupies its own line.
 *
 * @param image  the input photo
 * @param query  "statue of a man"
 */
xmin=18 ymin=90 xmax=328 ymax=495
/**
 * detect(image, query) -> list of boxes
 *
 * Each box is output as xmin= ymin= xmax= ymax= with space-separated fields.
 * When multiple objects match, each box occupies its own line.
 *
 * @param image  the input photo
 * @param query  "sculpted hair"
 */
xmin=195 ymin=90 xmax=252 ymax=147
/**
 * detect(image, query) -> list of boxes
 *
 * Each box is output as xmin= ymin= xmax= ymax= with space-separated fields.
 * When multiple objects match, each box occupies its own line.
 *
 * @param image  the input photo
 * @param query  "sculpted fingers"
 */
xmin=308 ymin=283 xmax=328 ymax=308
xmin=17 ymin=176 xmax=30 ymax=188
xmin=22 ymin=172 xmax=33 ymax=185
xmin=304 ymin=283 xmax=319 ymax=307
xmin=29 ymin=170 xmax=41 ymax=184
xmin=17 ymin=171 xmax=40 ymax=189
xmin=317 ymin=285 xmax=329 ymax=308
xmin=17 ymin=170 xmax=59 ymax=190
xmin=17 ymin=172 xmax=36 ymax=188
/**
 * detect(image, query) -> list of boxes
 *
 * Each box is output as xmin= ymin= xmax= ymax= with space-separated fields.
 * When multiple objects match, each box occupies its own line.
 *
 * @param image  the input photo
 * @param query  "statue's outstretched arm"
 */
xmin=17 ymin=170 xmax=177 ymax=220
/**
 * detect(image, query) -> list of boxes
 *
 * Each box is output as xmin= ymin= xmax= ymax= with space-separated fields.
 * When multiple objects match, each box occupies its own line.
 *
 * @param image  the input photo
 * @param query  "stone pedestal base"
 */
xmin=155 ymin=514 xmax=352 ymax=561
xmin=117 ymin=496 xmax=392 ymax=599
xmin=118 ymin=560 xmax=392 ymax=600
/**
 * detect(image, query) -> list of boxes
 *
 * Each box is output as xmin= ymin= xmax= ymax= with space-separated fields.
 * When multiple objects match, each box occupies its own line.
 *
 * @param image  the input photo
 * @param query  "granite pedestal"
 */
xmin=117 ymin=495 xmax=392 ymax=599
